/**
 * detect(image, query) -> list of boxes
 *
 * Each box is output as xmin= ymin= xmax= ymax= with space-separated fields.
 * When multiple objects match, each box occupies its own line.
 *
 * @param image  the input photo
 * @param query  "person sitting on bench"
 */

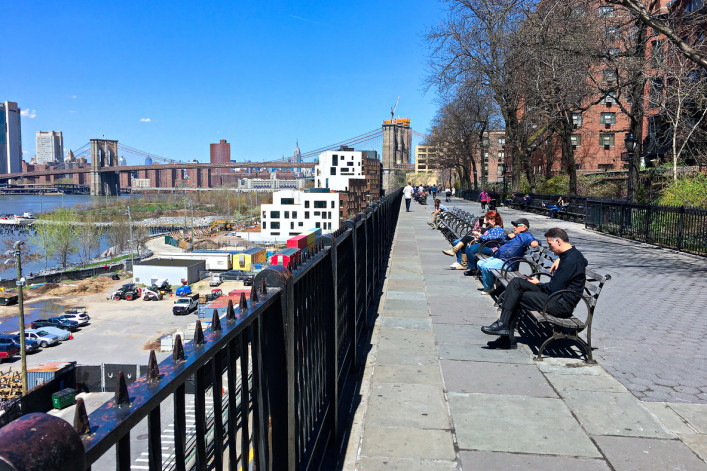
xmin=546 ymin=196 xmax=569 ymax=218
xmin=445 ymin=211 xmax=505 ymax=270
xmin=480 ymin=227 xmax=587 ymax=341
xmin=427 ymin=199 xmax=448 ymax=229
xmin=474 ymin=218 xmax=541 ymax=291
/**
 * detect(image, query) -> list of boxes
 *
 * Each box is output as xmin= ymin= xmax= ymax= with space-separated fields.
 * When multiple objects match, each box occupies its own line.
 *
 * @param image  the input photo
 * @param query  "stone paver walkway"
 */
xmin=346 ymin=197 xmax=707 ymax=470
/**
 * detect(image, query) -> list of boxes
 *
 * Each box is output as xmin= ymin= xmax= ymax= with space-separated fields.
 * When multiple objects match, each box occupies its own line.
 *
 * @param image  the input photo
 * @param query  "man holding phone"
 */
xmin=481 ymin=227 xmax=588 ymax=346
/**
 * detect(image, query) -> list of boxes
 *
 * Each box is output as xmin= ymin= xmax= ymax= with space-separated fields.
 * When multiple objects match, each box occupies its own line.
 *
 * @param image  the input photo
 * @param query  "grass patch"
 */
xmin=70 ymin=254 xmax=129 ymax=271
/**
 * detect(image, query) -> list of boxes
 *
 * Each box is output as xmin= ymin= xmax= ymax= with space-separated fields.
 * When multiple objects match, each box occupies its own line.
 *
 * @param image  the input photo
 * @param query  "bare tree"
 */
xmin=76 ymin=215 xmax=105 ymax=265
xmin=647 ymin=35 xmax=707 ymax=177
xmin=604 ymin=0 xmax=707 ymax=70
xmin=428 ymin=0 xmax=544 ymax=191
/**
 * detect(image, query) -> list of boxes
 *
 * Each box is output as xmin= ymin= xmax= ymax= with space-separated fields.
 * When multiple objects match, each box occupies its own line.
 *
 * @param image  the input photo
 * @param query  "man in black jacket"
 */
xmin=481 ymin=227 xmax=587 ymax=344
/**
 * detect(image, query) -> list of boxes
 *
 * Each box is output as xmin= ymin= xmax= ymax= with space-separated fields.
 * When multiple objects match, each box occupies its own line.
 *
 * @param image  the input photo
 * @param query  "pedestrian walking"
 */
xmin=403 ymin=182 xmax=414 ymax=212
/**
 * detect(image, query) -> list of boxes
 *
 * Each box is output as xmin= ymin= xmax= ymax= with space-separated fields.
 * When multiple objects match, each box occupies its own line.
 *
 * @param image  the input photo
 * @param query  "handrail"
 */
xmin=0 ymin=189 xmax=404 ymax=471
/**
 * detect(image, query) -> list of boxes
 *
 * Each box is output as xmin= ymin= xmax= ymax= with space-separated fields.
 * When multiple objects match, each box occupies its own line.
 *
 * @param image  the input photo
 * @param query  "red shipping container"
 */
xmin=287 ymin=235 xmax=308 ymax=250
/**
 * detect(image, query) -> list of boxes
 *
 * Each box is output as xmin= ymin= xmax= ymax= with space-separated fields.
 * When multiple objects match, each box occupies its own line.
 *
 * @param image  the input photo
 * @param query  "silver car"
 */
xmin=24 ymin=329 xmax=60 ymax=348
xmin=60 ymin=312 xmax=89 ymax=326
xmin=33 ymin=326 xmax=71 ymax=341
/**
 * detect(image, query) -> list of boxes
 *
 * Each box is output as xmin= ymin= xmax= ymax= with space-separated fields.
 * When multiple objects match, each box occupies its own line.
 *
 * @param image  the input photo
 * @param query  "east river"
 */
xmin=0 ymin=194 xmax=130 ymax=279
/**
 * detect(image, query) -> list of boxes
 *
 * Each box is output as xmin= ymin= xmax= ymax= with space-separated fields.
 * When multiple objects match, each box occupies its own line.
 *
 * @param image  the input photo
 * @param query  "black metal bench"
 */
xmin=483 ymin=247 xmax=611 ymax=363
xmin=437 ymin=209 xmax=476 ymax=245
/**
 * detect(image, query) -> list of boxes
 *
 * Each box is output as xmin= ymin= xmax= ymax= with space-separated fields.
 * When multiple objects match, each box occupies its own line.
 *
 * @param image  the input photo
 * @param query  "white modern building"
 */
xmin=0 ymin=101 xmax=22 ymax=174
xmin=260 ymin=189 xmax=341 ymax=240
xmin=35 ymin=131 xmax=64 ymax=165
xmin=315 ymin=148 xmax=370 ymax=191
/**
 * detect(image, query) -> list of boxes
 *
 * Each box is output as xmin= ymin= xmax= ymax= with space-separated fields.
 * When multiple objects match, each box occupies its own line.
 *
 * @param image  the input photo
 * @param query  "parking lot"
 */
xmin=0 ymin=277 xmax=249 ymax=372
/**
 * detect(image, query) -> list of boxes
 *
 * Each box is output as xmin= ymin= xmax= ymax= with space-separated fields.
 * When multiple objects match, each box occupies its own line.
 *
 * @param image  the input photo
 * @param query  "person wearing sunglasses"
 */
xmin=474 ymin=218 xmax=541 ymax=293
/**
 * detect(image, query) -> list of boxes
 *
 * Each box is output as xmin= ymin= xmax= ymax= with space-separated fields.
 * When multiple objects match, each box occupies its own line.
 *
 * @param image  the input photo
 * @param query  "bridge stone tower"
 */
xmin=382 ymin=118 xmax=411 ymax=193
xmin=89 ymin=139 xmax=120 ymax=196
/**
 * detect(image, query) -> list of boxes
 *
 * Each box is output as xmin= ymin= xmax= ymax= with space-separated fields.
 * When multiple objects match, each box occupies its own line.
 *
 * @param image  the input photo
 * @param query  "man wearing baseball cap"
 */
xmin=475 ymin=217 xmax=540 ymax=294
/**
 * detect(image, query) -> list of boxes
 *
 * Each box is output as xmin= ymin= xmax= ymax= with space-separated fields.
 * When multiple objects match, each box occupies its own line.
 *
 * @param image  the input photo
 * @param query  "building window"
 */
xmin=298 ymin=222 xmax=303 ymax=226
xmin=482 ymin=138 xmax=489 ymax=147
xmin=347 ymin=162 xmax=354 ymax=166
xmin=599 ymin=6 xmax=614 ymax=17
xmin=271 ymin=211 xmax=280 ymax=219
xmin=291 ymin=222 xmax=294 ymax=229
xmin=314 ymin=211 xmax=320 ymax=216
xmin=483 ymin=151 xmax=489 ymax=162
xmin=271 ymin=222 xmax=280 ymax=229
xmin=600 ymin=112 xmax=616 ymax=125
xmin=498 ymin=137 xmax=505 ymax=145
xmin=332 ymin=154 xmax=338 ymax=165
xmin=498 ymin=150 xmax=505 ymax=163
xmin=603 ymin=69 xmax=616 ymax=82
xmin=305 ymin=201 xmax=310 ymax=208
xmin=315 ymin=222 xmax=321 ymax=228
xmin=272 ymin=232 xmax=280 ymax=236
xmin=262 ymin=211 xmax=266 ymax=218
xmin=284 ymin=211 xmax=289 ymax=218
xmin=572 ymin=113 xmax=582 ymax=127
xmin=608 ymin=48 xmax=619 ymax=58
xmin=571 ymin=134 xmax=582 ymax=147
xmin=602 ymin=92 xmax=617 ymax=105
xmin=650 ymin=77 xmax=664 ymax=106
xmin=599 ymin=133 xmax=615 ymax=147
xmin=262 ymin=222 xmax=267 ymax=229
xmin=292 ymin=211 xmax=297 ymax=218
xmin=686 ymin=0 xmax=703 ymax=13
xmin=605 ymin=26 xmax=618 ymax=41
xmin=281 ymin=198 xmax=294 ymax=205
xmin=651 ymin=39 xmax=665 ymax=64
xmin=328 ymin=211 xmax=332 ymax=219
xmin=330 ymin=167 xmax=337 ymax=175
xmin=314 ymin=201 xmax=327 ymax=208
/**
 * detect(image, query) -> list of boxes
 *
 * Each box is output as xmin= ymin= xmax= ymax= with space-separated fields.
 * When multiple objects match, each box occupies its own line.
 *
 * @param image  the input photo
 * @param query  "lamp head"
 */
xmin=624 ymin=132 xmax=638 ymax=152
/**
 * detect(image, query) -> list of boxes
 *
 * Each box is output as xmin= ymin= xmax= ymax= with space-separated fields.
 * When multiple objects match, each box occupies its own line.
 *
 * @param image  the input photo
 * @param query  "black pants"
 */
xmin=502 ymin=278 xmax=574 ymax=320
xmin=405 ymin=198 xmax=411 ymax=211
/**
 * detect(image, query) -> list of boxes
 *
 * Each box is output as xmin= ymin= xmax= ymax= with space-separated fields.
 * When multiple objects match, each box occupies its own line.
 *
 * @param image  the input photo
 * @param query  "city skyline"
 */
xmin=3 ymin=1 xmax=441 ymax=164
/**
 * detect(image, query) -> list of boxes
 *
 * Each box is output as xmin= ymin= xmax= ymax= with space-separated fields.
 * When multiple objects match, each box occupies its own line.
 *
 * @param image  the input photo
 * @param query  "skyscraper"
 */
xmin=0 ymin=101 xmax=22 ymax=174
xmin=35 ymin=131 xmax=64 ymax=165
xmin=210 ymin=139 xmax=231 ymax=174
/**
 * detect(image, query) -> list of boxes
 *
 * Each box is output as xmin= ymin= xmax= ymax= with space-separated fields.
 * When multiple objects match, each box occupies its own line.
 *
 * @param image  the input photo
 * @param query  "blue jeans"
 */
xmin=405 ymin=198 xmax=411 ymax=211
xmin=478 ymin=258 xmax=505 ymax=291
xmin=461 ymin=243 xmax=493 ymax=267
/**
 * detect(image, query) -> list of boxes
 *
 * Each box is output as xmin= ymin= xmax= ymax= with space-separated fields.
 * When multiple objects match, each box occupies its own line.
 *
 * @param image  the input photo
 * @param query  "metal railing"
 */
xmin=0 ymin=189 xmax=403 ymax=471
xmin=586 ymin=199 xmax=707 ymax=256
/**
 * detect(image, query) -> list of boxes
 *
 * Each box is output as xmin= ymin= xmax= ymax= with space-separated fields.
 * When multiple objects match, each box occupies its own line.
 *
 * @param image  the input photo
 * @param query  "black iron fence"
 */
xmin=585 ymin=199 xmax=707 ymax=256
xmin=460 ymin=189 xmax=706 ymax=256
xmin=0 ymin=189 xmax=403 ymax=471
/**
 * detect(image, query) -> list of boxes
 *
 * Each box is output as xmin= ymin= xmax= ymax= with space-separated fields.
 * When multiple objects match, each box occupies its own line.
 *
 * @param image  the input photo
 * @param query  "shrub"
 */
xmin=657 ymin=174 xmax=707 ymax=208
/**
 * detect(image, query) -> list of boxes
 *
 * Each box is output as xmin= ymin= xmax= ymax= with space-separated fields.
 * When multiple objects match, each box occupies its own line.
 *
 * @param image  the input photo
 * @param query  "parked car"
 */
xmin=34 ymin=326 xmax=71 ymax=341
xmin=243 ymin=275 xmax=254 ymax=286
xmin=205 ymin=288 xmax=222 ymax=302
xmin=0 ymin=335 xmax=39 ymax=353
xmin=112 ymin=283 xmax=141 ymax=301
xmin=209 ymin=274 xmax=223 ymax=287
xmin=65 ymin=306 xmax=90 ymax=319
xmin=0 ymin=343 xmax=19 ymax=362
xmin=24 ymin=329 xmax=60 ymax=348
xmin=31 ymin=317 xmax=79 ymax=332
xmin=142 ymin=287 xmax=163 ymax=301
xmin=173 ymin=294 xmax=199 ymax=315
xmin=60 ymin=311 xmax=90 ymax=326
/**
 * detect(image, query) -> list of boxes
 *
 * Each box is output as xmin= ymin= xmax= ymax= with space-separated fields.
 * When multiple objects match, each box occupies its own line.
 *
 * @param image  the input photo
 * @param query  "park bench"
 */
xmin=437 ymin=209 xmax=476 ymax=245
xmin=477 ymin=246 xmax=611 ymax=363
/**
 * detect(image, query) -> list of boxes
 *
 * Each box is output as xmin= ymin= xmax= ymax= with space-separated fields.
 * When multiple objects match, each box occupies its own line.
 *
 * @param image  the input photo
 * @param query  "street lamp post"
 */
xmin=624 ymin=132 xmax=638 ymax=201
xmin=13 ymin=242 xmax=28 ymax=395
xmin=502 ymin=163 xmax=508 ymax=204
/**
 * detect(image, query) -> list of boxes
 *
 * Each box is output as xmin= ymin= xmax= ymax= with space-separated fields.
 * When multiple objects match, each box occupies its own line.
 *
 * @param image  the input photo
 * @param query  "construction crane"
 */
xmin=390 ymin=96 xmax=400 ymax=121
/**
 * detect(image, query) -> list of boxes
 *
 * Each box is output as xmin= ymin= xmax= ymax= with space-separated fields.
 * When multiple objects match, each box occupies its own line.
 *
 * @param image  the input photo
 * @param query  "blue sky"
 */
xmin=3 ymin=1 xmax=442 ymax=163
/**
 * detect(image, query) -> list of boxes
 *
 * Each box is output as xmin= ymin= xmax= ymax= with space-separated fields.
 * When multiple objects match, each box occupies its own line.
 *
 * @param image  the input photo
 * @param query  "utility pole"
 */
xmin=183 ymin=192 xmax=188 ymax=240
xmin=127 ymin=206 xmax=134 ymax=272
xmin=227 ymin=192 xmax=230 ymax=220
xmin=190 ymin=200 xmax=194 ymax=252
xmin=14 ymin=242 xmax=27 ymax=396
